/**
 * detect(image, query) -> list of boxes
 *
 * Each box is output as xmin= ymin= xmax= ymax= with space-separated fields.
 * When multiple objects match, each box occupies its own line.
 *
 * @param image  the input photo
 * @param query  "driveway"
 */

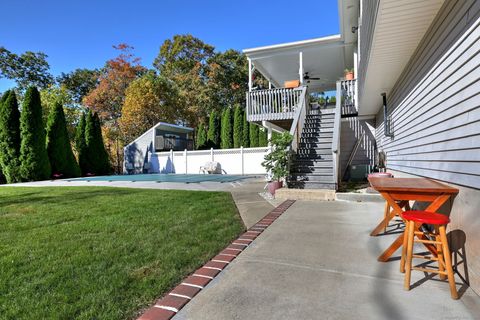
xmin=174 ymin=200 xmax=480 ymax=320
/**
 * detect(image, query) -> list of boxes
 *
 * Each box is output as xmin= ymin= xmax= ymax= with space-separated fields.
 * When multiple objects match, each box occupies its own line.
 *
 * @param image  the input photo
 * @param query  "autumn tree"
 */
xmin=46 ymin=102 xmax=81 ymax=177
xmin=154 ymin=34 xmax=214 ymax=126
xmin=0 ymin=90 xmax=21 ymax=183
xmin=57 ymin=68 xmax=100 ymax=103
xmin=119 ymin=73 xmax=178 ymax=143
xmin=0 ymin=47 xmax=54 ymax=92
xmin=19 ymin=87 xmax=51 ymax=181
xmin=206 ymin=50 xmax=248 ymax=109
xmin=83 ymin=44 xmax=145 ymax=173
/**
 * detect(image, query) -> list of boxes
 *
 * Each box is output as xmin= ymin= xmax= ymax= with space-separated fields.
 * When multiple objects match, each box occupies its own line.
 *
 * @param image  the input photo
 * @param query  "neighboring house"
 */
xmin=123 ymin=122 xmax=194 ymax=174
xmin=244 ymin=0 xmax=480 ymax=294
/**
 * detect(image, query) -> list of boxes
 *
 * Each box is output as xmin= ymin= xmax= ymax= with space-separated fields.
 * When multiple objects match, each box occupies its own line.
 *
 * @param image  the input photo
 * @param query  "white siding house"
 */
xmin=242 ymin=0 xmax=480 ymax=295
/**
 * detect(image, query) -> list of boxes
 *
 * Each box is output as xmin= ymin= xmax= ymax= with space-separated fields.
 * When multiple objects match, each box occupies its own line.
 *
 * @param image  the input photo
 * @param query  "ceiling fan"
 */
xmin=303 ymin=72 xmax=321 ymax=82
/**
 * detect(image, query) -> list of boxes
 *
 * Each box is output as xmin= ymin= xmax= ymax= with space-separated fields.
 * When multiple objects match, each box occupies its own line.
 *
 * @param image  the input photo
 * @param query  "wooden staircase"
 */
xmin=289 ymin=108 xmax=336 ymax=189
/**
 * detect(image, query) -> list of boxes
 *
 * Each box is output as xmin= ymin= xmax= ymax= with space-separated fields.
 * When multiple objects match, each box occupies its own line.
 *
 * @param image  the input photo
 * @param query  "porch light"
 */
xmin=382 ymin=93 xmax=394 ymax=137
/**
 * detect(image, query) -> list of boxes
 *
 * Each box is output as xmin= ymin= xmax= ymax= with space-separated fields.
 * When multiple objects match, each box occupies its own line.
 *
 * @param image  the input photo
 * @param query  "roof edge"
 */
xmin=243 ymin=34 xmax=342 ymax=56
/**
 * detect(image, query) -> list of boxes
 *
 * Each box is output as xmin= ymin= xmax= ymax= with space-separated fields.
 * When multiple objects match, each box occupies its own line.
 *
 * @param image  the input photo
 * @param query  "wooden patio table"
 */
xmin=368 ymin=177 xmax=458 ymax=262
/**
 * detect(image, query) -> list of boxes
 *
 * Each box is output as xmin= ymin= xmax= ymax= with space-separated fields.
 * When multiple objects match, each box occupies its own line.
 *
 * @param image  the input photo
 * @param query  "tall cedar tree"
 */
xmin=207 ymin=110 xmax=220 ymax=148
xmin=196 ymin=122 xmax=207 ymax=150
xmin=46 ymin=102 xmax=81 ymax=178
xmin=85 ymin=111 xmax=111 ymax=175
xmin=0 ymin=90 xmax=21 ymax=183
xmin=75 ymin=113 xmax=88 ymax=175
xmin=259 ymin=127 xmax=268 ymax=147
xmin=221 ymin=108 xmax=233 ymax=149
xmin=19 ymin=87 xmax=51 ymax=181
xmin=249 ymin=123 xmax=259 ymax=148
xmin=242 ymin=111 xmax=250 ymax=148
xmin=233 ymin=106 xmax=243 ymax=148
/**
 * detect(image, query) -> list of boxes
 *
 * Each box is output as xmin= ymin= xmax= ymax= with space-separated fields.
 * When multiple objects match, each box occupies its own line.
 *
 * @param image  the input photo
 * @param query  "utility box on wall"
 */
xmin=349 ymin=164 xmax=371 ymax=181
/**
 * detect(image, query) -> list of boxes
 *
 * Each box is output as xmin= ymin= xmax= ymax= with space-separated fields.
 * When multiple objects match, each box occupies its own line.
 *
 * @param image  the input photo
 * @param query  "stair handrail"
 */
xmin=332 ymin=81 xmax=342 ymax=189
xmin=288 ymin=86 xmax=308 ymax=153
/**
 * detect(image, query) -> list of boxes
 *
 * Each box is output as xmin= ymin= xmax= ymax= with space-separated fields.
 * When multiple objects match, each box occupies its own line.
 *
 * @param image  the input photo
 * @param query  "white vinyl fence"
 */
xmin=148 ymin=147 xmax=270 ymax=175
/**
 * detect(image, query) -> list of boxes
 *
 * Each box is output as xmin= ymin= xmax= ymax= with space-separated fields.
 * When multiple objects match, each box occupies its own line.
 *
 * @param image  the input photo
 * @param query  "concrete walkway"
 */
xmin=174 ymin=200 xmax=480 ymax=320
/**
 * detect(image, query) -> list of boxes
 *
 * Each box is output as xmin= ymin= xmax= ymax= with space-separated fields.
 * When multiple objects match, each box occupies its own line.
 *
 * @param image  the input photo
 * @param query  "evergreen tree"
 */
xmin=249 ymin=123 xmax=259 ymax=147
xmin=196 ymin=122 xmax=207 ymax=149
xmin=0 ymin=90 xmax=21 ymax=183
xmin=75 ymin=113 xmax=88 ymax=175
xmin=85 ymin=111 xmax=111 ymax=175
xmin=259 ymin=127 xmax=268 ymax=147
xmin=242 ymin=111 xmax=250 ymax=148
xmin=46 ymin=101 xmax=81 ymax=178
xmin=233 ymin=106 xmax=243 ymax=148
xmin=221 ymin=108 xmax=233 ymax=149
xmin=206 ymin=110 xmax=220 ymax=148
xmin=19 ymin=87 xmax=51 ymax=181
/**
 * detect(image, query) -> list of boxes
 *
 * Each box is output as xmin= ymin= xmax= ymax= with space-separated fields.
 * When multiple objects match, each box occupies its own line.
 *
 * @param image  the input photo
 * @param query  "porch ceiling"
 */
xmin=359 ymin=0 xmax=445 ymax=116
xmin=243 ymin=35 xmax=352 ymax=92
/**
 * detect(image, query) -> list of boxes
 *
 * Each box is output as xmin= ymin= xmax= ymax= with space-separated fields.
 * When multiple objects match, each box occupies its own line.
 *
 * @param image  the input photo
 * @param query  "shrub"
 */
xmin=46 ymin=102 xmax=81 ymax=178
xmin=206 ymin=110 xmax=220 ymax=148
xmin=75 ymin=113 xmax=88 ymax=175
xmin=242 ymin=111 xmax=249 ymax=148
xmin=19 ymin=87 xmax=51 ymax=181
xmin=220 ymin=108 xmax=233 ymax=149
xmin=196 ymin=122 xmax=207 ymax=149
xmin=0 ymin=90 xmax=22 ymax=183
xmin=261 ymin=131 xmax=293 ymax=181
xmin=85 ymin=110 xmax=111 ymax=175
xmin=258 ymin=127 xmax=268 ymax=147
xmin=249 ymin=123 xmax=259 ymax=147
xmin=233 ymin=106 xmax=243 ymax=148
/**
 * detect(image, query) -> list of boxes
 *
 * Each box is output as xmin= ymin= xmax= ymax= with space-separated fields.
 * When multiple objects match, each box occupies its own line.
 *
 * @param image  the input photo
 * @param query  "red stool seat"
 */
xmin=402 ymin=210 xmax=450 ymax=225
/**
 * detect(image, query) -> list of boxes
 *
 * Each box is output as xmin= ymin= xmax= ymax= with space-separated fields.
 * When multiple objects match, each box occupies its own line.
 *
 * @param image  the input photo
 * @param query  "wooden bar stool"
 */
xmin=400 ymin=210 xmax=458 ymax=299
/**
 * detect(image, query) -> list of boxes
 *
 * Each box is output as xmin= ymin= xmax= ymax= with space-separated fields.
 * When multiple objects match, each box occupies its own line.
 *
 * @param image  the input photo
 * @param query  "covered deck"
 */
xmin=243 ymin=34 xmax=355 ymax=129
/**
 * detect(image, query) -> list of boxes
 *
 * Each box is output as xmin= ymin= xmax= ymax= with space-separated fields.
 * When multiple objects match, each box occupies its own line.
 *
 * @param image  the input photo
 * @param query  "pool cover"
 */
xmin=67 ymin=174 xmax=254 ymax=183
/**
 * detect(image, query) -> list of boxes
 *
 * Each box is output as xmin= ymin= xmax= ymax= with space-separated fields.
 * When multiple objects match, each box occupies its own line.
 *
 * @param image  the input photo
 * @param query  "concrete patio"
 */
xmin=175 ymin=200 xmax=480 ymax=320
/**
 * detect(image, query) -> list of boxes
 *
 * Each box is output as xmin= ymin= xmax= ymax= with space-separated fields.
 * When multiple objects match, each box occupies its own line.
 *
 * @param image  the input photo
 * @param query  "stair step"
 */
xmin=290 ymin=174 xmax=335 ymax=183
xmin=288 ymin=181 xmax=337 ymax=190
xmin=297 ymin=149 xmax=332 ymax=158
xmin=298 ymin=142 xmax=332 ymax=149
xmin=300 ymin=136 xmax=332 ymax=143
xmin=291 ymin=167 xmax=333 ymax=175
xmin=302 ymin=128 xmax=333 ymax=133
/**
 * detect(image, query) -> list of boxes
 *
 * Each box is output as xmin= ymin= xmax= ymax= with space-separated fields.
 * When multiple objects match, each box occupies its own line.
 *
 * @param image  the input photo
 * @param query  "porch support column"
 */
xmin=299 ymin=51 xmax=304 ymax=85
xmin=248 ymin=58 xmax=253 ymax=92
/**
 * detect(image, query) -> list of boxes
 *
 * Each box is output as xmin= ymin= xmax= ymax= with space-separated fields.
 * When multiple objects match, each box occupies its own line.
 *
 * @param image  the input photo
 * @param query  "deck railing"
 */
xmin=246 ymin=86 xmax=306 ymax=122
xmin=340 ymin=79 xmax=358 ymax=116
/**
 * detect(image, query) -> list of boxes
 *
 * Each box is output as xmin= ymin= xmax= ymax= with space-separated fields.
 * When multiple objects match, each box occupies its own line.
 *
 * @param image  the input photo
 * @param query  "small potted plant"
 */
xmin=344 ymin=68 xmax=354 ymax=80
xmin=262 ymin=132 xmax=293 ymax=196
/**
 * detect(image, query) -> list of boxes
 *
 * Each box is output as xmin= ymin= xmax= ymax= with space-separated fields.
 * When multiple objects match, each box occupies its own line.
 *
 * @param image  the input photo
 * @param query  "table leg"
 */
xmin=377 ymin=194 xmax=451 ymax=262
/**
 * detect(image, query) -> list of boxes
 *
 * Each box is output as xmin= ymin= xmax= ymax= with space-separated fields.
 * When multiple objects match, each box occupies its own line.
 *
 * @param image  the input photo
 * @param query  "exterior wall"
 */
xmin=375 ymin=0 xmax=480 ymax=294
xmin=123 ymin=127 xmax=154 ymax=174
xmin=339 ymin=118 xmax=376 ymax=180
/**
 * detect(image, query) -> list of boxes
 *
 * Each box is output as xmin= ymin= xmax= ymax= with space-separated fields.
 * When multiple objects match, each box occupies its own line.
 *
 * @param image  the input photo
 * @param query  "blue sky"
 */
xmin=0 ymin=0 xmax=339 ymax=92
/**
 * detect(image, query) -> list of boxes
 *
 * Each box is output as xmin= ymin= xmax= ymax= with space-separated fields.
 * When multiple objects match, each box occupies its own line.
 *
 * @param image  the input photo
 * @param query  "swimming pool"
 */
xmin=67 ymin=174 xmax=255 ymax=183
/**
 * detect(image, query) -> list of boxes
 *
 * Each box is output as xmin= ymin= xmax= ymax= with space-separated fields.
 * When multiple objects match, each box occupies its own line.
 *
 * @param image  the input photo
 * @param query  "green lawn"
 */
xmin=0 ymin=187 xmax=244 ymax=320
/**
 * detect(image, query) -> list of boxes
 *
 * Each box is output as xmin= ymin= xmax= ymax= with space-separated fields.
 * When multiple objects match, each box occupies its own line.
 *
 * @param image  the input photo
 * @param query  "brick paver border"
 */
xmin=137 ymin=199 xmax=296 ymax=320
